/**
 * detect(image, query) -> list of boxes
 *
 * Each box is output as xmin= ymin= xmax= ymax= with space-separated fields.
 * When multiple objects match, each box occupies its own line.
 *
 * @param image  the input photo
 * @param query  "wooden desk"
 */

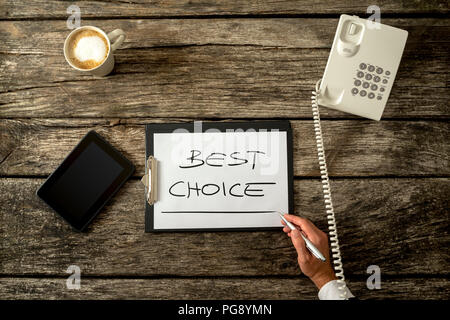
xmin=0 ymin=1 xmax=448 ymax=299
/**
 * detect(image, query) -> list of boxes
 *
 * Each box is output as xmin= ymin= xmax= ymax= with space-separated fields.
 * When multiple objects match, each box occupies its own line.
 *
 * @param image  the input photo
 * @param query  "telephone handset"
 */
xmin=311 ymin=15 xmax=408 ymax=298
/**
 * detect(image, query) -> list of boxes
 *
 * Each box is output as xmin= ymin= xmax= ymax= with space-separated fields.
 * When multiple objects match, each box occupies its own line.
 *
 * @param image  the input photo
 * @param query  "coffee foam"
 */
xmin=68 ymin=29 xmax=109 ymax=70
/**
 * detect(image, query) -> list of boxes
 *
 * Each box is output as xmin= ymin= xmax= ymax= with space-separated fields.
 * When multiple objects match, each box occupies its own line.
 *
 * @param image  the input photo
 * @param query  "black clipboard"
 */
xmin=144 ymin=121 xmax=294 ymax=232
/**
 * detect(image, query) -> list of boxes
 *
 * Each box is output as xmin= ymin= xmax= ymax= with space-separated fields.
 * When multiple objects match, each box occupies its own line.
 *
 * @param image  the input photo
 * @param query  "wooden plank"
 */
xmin=2 ymin=19 xmax=448 ymax=54
xmin=0 ymin=19 xmax=448 ymax=119
xmin=0 ymin=276 xmax=448 ymax=300
xmin=1 ymin=177 xmax=448 ymax=276
xmin=1 ymin=0 xmax=448 ymax=19
xmin=0 ymin=119 xmax=449 ymax=177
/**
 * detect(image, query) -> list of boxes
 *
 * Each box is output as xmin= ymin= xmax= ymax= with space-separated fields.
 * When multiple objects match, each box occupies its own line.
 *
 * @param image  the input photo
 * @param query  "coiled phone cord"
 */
xmin=311 ymin=79 xmax=348 ymax=299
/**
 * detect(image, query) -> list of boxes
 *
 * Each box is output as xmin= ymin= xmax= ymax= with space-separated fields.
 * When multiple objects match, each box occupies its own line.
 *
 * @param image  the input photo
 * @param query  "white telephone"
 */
xmin=319 ymin=14 xmax=408 ymax=120
xmin=311 ymin=15 xmax=408 ymax=299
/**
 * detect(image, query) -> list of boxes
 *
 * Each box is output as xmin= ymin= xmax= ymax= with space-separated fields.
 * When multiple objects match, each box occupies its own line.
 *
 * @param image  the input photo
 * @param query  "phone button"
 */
xmin=348 ymin=23 xmax=358 ymax=35
xmin=376 ymin=67 xmax=383 ymax=74
xmin=374 ymin=76 xmax=381 ymax=82
xmin=368 ymin=92 xmax=375 ymax=99
xmin=354 ymin=80 xmax=362 ymax=86
xmin=360 ymin=90 xmax=367 ymax=97
xmin=365 ymin=74 xmax=373 ymax=80
xmin=359 ymin=63 xmax=367 ymax=70
xmin=368 ymin=65 xmax=375 ymax=72
xmin=371 ymin=84 xmax=378 ymax=91
xmin=357 ymin=71 xmax=364 ymax=78
xmin=351 ymin=88 xmax=359 ymax=95
xmin=362 ymin=82 xmax=370 ymax=89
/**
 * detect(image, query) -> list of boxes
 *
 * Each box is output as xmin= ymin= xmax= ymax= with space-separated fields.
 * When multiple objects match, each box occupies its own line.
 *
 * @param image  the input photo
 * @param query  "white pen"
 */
xmin=277 ymin=212 xmax=327 ymax=262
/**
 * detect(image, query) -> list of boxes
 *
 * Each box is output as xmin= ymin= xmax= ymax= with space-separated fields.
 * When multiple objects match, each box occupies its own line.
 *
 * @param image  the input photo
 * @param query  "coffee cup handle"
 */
xmin=107 ymin=29 xmax=126 ymax=52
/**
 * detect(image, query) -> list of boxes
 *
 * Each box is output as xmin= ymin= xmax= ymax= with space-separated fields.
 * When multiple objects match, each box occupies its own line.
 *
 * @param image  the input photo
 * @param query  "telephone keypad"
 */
xmin=354 ymin=62 xmax=391 ymax=100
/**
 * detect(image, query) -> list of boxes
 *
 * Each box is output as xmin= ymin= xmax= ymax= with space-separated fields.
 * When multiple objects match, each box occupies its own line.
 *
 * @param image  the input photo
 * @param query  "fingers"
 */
xmin=284 ymin=214 xmax=321 ymax=238
xmin=290 ymin=229 xmax=310 ymax=263
xmin=281 ymin=220 xmax=291 ymax=235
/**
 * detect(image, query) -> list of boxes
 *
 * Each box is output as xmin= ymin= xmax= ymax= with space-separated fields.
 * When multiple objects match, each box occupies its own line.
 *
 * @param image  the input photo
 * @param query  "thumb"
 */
xmin=290 ymin=229 xmax=309 ymax=262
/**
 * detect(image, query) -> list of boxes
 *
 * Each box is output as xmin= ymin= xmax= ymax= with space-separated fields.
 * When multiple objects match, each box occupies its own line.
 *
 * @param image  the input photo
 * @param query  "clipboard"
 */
xmin=143 ymin=121 xmax=294 ymax=232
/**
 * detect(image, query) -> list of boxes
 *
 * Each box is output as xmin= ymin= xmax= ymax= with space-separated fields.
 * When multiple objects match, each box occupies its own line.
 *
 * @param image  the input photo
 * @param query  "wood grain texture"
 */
xmin=1 ymin=178 xmax=448 ymax=276
xmin=0 ymin=19 xmax=448 ymax=119
xmin=1 ymin=2 xmax=448 ymax=301
xmin=2 ymin=19 xmax=448 ymax=54
xmin=0 ymin=119 xmax=448 ymax=177
xmin=0 ymin=277 xmax=449 ymax=300
xmin=1 ymin=0 xmax=448 ymax=19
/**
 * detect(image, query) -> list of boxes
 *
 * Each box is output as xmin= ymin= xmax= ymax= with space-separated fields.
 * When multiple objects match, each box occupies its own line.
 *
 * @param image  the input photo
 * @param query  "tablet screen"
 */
xmin=46 ymin=142 xmax=123 ymax=219
xmin=37 ymin=131 xmax=135 ymax=231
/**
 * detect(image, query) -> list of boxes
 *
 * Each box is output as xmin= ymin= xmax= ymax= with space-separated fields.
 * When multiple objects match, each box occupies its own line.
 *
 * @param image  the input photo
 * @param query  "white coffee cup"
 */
xmin=64 ymin=26 xmax=126 ymax=76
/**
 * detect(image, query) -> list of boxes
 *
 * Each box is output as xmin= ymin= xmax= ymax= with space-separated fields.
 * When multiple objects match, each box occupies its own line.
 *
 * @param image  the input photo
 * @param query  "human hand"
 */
xmin=282 ymin=214 xmax=337 ymax=289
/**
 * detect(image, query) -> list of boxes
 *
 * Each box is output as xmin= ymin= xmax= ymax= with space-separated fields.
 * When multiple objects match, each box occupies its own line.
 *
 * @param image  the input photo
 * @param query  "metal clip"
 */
xmin=141 ymin=156 xmax=157 ymax=205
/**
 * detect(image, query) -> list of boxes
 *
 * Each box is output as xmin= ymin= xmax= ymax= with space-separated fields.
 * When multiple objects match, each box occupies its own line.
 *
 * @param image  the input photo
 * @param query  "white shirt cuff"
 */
xmin=318 ymin=280 xmax=354 ymax=300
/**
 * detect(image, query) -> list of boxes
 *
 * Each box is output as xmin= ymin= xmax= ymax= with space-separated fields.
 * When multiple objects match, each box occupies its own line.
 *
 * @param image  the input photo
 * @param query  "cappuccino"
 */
xmin=67 ymin=29 xmax=109 ymax=70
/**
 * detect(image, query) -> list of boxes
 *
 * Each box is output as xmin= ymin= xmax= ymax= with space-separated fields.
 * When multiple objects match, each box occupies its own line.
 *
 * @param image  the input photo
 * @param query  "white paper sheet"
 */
xmin=153 ymin=130 xmax=289 ymax=229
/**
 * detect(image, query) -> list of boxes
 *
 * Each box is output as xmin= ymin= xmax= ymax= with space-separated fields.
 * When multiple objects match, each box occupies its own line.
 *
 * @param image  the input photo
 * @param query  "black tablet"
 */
xmin=37 ymin=131 xmax=135 ymax=231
